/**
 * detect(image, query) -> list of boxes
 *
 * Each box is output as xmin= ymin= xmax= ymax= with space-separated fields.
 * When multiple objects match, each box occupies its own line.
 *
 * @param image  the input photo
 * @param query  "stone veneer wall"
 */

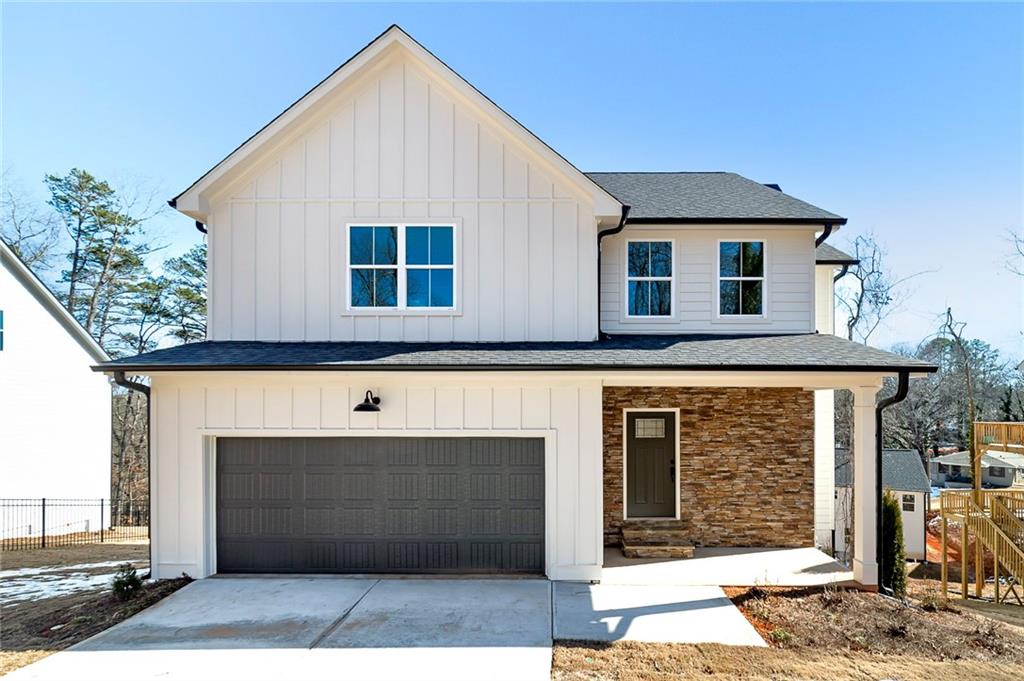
xmin=603 ymin=387 xmax=814 ymax=548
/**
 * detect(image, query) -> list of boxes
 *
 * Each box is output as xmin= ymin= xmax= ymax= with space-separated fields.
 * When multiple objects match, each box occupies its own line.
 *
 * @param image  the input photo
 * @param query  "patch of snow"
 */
xmin=0 ymin=561 xmax=149 ymax=605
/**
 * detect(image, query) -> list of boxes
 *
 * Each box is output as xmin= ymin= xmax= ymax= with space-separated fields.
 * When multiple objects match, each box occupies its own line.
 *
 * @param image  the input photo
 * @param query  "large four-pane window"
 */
xmin=348 ymin=224 xmax=455 ymax=309
xmin=718 ymin=240 xmax=764 ymax=316
xmin=626 ymin=240 xmax=673 ymax=317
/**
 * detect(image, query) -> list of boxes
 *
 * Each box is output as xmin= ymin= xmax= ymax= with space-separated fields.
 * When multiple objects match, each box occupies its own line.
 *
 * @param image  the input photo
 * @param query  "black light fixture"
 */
xmin=353 ymin=390 xmax=381 ymax=413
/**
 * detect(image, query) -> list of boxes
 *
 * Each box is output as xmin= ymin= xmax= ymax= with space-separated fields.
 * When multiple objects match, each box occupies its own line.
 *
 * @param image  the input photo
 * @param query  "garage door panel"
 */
xmin=216 ymin=437 xmax=544 ymax=574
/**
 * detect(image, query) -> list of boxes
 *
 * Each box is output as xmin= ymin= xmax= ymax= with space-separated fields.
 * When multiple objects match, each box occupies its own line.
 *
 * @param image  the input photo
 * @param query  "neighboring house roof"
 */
xmin=171 ymin=25 xmax=622 ymax=221
xmin=930 ymin=450 xmax=1024 ymax=470
xmin=585 ymin=172 xmax=846 ymax=224
xmin=94 ymin=333 xmax=936 ymax=373
xmin=816 ymin=243 xmax=859 ymax=265
xmin=835 ymin=448 xmax=931 ymax=493
xmin=1 ymin=239 xmax=109 ymax=363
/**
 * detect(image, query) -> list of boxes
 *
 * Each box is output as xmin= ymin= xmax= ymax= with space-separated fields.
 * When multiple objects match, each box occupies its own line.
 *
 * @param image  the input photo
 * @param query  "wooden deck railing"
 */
xmin=975 ymin=421 xmax=1024 ymax=454
xmin=940 ymin=489 xmax=1024 ymax=604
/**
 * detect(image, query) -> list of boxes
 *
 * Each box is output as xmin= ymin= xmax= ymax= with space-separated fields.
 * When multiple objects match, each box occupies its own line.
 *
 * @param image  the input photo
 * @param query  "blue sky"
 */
xmin=3 ymin=2 xmax=1022 ymax=360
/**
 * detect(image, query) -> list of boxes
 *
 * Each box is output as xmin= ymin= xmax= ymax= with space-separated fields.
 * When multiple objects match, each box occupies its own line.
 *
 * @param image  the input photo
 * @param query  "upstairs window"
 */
xmin=901 ymin=494 xmax=915 ymax=512
xmin=0 ymin=310 xmax=4 ymax=350
xmin=719 ymin=240 xmax=765 ymax=316
xmin=348 ymin=224 xmax=455 ymax=309
xmin=626 ymin=240 xmax=673 ymax=317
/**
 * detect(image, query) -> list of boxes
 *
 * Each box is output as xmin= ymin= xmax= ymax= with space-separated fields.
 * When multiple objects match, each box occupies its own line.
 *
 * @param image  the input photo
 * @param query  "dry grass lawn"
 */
xmin=0 ymin=540 xmax=149 ymax=572
xmin=554 ymin=584 xmax=1024 ymax=680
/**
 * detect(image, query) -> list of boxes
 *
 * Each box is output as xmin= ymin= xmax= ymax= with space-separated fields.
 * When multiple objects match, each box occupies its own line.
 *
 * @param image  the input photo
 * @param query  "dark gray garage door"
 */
xmin=216 ymin=437 xmax=545 ymax=574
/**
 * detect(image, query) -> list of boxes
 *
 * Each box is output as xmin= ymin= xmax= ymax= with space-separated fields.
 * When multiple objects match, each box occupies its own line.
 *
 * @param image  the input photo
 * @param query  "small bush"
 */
xmin=112 ymin=563 xmax=143 ymax=601
xmin=882 ymin=492 xmax=907 ymax=598
xmin=769 ymin=629 xmax=793 ymax=646
xmin=918 ymin=592 xmax=957 ymax=613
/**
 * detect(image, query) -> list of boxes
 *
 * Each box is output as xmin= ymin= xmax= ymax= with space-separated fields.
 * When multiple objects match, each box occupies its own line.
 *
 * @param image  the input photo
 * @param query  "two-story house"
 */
xmin=96 ymin=26 xmax=934 ymax=588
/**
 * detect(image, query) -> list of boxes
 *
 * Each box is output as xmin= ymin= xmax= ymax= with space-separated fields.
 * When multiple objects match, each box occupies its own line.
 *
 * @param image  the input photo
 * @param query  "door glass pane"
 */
xmin=650 ymin=242 xmax=672 ymax=277
xmin=742 ymin=241 xmax=764 ymax=277
xmin=406 ymin=227 xmax=429 ymax=265
xmin=628 ymin=280 xmax=650 ymax=316
xmin=407 ymin=269 xmax=429 ymax=307
xmin=373 ymin=226 xmax=397 ymax=265
xmin=635 ymin=418 xmax=666 ymax=438
xmin=651 ymin=280 xmax=672 ymax=316
xmin=719 ymin=280 xmax=740 ymax=315
xmin=741 ymin=280 xmax=762 ymax=315
xmin=719 ymin=242 xmax=740 ymax=277
xmin=430 ymin=269 xmax=454 ymax=307
xmin=429 ymin=226 xmax=454 ymax=265
xmin=628 ymin=242 xmax=650 ymax=277
xmin=350 ymin=227 xmax=374 ymax=265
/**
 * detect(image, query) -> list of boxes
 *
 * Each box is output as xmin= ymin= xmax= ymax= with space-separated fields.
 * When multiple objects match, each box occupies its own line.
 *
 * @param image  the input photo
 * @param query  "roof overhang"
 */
xmin=171 ymin=25 xmax=622 ymax=222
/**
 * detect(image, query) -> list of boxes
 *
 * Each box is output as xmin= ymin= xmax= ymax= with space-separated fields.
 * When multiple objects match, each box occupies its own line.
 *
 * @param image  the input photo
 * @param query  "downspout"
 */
xmin=815 ymin=223 xmax=834 ymax=247
xmin=596 ymin=205 xmax=631 ymax=340
xmin=165 ymin=199 xmax=207 ymax=234
xmin=113 ymin=371 xmax=152 ymax=578
xmin=833 ymin=264 xmax=850 ymax=284
xmin=876 ymin=370 xmax=910 ymax=594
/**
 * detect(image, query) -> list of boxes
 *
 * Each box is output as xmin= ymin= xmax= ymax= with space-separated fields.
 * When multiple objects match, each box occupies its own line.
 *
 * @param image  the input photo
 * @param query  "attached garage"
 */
xmin=216 ymin=437 xmax=545 ymax=574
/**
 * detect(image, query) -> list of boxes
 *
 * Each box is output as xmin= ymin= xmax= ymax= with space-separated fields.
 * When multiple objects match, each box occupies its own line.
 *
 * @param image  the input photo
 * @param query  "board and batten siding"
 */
xmin=600 ymin=228 xmax=817 ymax=334
xmin=205 ymin=53 xmax=599 ymax=343
xmin=814 ymin=264 xmax=838 ymax=548
xmin=149 ymin=373 xmax=604 ymax=581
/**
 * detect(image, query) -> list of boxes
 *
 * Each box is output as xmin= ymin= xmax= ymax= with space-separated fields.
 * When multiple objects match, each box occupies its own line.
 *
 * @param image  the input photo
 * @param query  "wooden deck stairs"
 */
xmin=941 ymin=490 xmax=1024 ymax=605
xmin=620 ymin=521 xmax=694 ymax=559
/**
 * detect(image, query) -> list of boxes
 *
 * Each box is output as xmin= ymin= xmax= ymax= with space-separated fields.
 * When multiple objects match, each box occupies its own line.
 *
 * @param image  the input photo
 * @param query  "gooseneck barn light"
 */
xmin=353 ymin=390 xmax=382 ymax=413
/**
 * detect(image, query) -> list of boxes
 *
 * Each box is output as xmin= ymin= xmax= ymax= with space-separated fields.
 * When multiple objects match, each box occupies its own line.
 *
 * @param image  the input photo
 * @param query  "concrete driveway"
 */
xmin=8 ymin=577 xmax=554 ymax=681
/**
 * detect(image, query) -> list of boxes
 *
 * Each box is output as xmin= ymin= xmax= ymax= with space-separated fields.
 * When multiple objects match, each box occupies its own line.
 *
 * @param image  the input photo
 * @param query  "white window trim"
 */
xmin=345 ymin=221 xmax=459 ymax=314
xmin=714 ymin=237 xmax=769 ymax=322
xmin=622 ymin=407 xmax=681 ymax=521
xmin=623 ymin=238 xmax=676 ymax=320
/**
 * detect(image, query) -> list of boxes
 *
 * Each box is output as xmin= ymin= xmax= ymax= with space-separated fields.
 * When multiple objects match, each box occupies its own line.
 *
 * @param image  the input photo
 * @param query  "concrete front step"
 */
xmin=621 ymin=543 xmax=695 ymax=559
xmin=621 ymin=528 xmax=691 ymax=544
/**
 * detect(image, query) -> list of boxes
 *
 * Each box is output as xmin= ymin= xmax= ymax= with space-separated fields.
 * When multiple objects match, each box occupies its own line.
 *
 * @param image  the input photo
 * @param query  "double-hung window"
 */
xmin=901 ymin=494 xmax=915 ymax=512
xmin=626 ymin=240 xmax=673 ymax=317
xmin=718 ymin=240 xmax=765 ymax=316
xmin=348 ymin=224 xmax=455 ymax=309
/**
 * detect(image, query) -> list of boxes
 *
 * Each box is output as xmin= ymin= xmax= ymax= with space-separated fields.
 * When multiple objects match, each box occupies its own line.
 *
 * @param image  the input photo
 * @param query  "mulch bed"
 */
xmin=723 ymin=585 xmax=1024 ymax=663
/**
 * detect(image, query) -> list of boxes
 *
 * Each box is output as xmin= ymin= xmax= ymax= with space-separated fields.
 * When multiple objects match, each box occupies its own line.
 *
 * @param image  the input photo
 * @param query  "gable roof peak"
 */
xmin=171 ymin=25 xmax=622 ymax=221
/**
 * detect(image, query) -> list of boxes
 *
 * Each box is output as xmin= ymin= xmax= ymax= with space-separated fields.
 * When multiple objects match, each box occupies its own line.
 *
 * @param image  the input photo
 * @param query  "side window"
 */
xmin=901 ymin=494 xmax=915 ymax=512
xmin=626 ymin=240 xmax=673 ymax=317
xmin=0 ymin=309 xmax=4 ymax=350
xmin=719 ymin=241 xmax=765 ymax=316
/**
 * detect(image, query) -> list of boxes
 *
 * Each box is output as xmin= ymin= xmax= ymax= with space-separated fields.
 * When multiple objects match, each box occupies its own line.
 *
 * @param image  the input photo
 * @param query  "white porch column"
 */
xmin=852 ymin=385 xmax=880 ymax=587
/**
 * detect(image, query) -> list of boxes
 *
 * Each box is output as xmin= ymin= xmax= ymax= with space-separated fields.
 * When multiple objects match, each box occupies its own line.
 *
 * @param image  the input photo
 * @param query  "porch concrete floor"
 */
xmin=601 ymin=546 xmax=854 ymax=587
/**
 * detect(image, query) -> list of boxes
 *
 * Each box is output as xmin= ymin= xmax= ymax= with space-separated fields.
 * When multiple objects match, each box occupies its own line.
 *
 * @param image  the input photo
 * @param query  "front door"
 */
xmin=625 ymin=412 xmax=676 ymax=518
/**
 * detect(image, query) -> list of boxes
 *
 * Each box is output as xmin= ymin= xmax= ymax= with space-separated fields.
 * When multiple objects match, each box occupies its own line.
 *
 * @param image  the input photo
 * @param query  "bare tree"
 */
xmin=1 ymin=170 xmax=60 ymax=268
xmin=1009 ymin=230 xmax=1023 ymax=276
xmin=835 ymin=234 xmax=924 ymax=344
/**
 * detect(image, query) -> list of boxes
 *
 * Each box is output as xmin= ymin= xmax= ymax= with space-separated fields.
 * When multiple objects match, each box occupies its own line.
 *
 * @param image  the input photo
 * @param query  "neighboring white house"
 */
xmin=0 ymin=239 xmax=111 ymax=536
xmin=928 ymin=450 xmax=1024 ymax=488
xmin=835 ymin=448 xmax=931 ymax=561
xmin=94 ymin=25 xmax=935 ymax=587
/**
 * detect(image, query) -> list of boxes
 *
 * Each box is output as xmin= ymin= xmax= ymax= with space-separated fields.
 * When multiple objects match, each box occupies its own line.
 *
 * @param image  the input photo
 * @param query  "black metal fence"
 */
xmin=1 ymin=498 xmax=149 ymax=551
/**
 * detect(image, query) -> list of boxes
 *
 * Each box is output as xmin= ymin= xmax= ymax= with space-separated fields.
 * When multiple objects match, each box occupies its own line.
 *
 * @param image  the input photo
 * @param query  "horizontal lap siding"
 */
xmin=205 ymin=56 xmax=597 ymax=342
xmin=150 ymin=375 xmax=603 ymax=581
xmin=600 ymin=228 xmax=815 ymax=334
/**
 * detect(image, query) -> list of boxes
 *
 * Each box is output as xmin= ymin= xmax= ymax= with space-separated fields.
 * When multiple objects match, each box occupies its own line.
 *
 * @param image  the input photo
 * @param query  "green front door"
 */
xmin=625 ymin=412 xmax=676 ymax=518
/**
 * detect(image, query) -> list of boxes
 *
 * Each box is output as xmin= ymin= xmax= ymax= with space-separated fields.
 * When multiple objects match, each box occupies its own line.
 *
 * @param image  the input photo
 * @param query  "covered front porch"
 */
xmin=599 ymin=372 xmax=891 ymax=589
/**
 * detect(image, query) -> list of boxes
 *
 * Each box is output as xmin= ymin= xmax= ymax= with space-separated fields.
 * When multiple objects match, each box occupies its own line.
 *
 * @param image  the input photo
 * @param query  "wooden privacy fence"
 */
xmin=0 ymin=498 xmax=149 ymax=551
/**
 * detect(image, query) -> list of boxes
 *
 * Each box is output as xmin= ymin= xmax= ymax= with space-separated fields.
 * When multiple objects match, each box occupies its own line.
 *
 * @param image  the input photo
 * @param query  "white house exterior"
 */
xmin=1 ymin=239 xmax=111 ymax=535
xmin=96 ymin=26 xmax=935 ymax=586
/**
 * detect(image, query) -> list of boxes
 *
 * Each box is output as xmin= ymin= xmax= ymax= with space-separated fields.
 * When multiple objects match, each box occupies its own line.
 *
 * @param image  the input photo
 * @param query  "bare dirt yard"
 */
xmin=553 ymin=585 xmax=1024 ymax=681
xmin=0 ymin=540 xmax=188 ymax=677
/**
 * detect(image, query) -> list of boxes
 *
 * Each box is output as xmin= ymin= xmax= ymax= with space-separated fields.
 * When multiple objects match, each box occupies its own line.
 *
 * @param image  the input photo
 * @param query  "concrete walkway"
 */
xmin=554 ymin=583 xmax=766 ymax=646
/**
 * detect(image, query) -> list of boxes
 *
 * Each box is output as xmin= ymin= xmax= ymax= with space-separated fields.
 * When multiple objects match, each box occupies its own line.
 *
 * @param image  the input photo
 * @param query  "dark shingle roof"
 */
xmin=816 ymin=243 xmax=859 ymax=265
xmin=95 ymin=333 xmax=935 ymax=373
xmin=586 ymin=172 xmax=846 ymax=224
xmin=835 ymin=448 xmax=931 ymax=493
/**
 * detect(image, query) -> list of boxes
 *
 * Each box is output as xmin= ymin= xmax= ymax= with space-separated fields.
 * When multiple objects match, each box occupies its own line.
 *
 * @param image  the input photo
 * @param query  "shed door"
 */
xmin=216 ymin=437 xmax=545 ymax=574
